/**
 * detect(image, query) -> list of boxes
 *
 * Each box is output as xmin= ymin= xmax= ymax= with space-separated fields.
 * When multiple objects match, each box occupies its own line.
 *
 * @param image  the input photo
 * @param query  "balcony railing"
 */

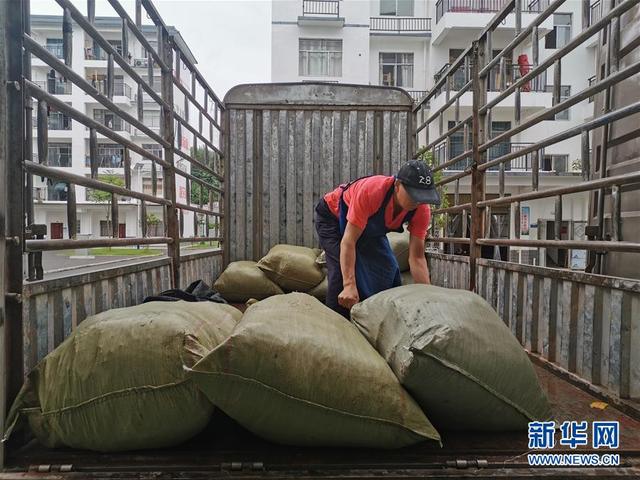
xmin=34 ymin=79 xmax=72 ymax=95
xmin=85 ymin=155 xmax=124 ymax=169
xmin=434 ymin=61 xmax=547 ymax=95
xmin=302 ymin=0 xmax=339 ymax=17
xmin=370 ymin=17 xmax=432 ymax=33
xmin=436 ymin=0 xmax=549 ymax=23
xmin=588 ymin=0 xmax=602 ymax=27
xmin=434 ymin=142 xmax=549 ymax=172
xmin=90 ymin=80 xmax=133 ymax=99
xmin=34 ymin=113 xmax=72 ymax=130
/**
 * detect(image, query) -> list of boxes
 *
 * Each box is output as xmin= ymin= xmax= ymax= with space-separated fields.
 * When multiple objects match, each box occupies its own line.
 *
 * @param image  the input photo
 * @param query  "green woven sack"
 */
xmin=307 ymin=269 xmax=328 ymax=301
xmin=188 ymin=293 xmax=441 ymax=448
xmin=5 ymin=301 xmax=241 ymax=452
xmin=387 ymin=231 xmax=410 ymax=272
xmin=257 ymin=245 xmax=325 ymax=291
xmin=351 ymin=285 xmax=553 ymax=431
xmin=214 ymin=261 xmax=284 ymax=302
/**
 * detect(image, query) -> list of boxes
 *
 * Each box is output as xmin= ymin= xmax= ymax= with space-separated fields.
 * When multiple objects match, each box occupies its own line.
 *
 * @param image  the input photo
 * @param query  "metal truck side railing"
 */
xmin=1 ymin=0 xmax=226 ymax=425
xmin=414 ymin=0 xmax=640 ymax=290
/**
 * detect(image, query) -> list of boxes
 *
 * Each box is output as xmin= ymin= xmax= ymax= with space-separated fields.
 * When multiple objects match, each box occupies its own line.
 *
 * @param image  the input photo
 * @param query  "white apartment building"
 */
xmin=271 ymin=0 xmax=600 ymax=268
xmin=30 ymin=15 xmax=201 ymax=242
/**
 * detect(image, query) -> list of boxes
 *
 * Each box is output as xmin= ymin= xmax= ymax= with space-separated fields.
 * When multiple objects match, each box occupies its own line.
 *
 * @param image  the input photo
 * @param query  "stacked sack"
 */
xmin=214 ymin=245 xmax=327 ymax=303
xmin=214 ymin=233 xmax=413 ymax=304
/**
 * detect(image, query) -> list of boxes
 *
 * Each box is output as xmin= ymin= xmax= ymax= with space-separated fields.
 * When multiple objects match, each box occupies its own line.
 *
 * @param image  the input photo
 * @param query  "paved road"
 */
xmin=35 ymin=248 xmax=217 ymax=281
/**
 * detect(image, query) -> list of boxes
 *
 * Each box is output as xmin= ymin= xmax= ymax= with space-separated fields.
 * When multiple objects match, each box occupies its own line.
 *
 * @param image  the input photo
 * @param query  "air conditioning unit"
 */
xmin=134 ymin=58 xmax=148 ymax=68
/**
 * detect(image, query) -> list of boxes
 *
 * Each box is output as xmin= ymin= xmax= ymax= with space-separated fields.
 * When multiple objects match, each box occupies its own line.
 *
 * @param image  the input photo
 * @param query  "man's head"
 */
xmin=394 ymin=160 xmax=441 ymax=209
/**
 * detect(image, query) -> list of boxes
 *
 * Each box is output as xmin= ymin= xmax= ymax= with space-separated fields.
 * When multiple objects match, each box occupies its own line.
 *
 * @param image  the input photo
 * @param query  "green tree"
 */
xmin=87 ymin=171 xmax=125 ymax=237
xmin=418 ymin=149 xmax=450 ymax=236
xmin=189 ymin=147 xmax=220 ymax=205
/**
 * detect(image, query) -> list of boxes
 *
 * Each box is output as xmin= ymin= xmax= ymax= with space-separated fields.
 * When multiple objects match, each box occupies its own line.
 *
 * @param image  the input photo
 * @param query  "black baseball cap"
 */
xmin=396 ymin=160 xmax=441 ymax=205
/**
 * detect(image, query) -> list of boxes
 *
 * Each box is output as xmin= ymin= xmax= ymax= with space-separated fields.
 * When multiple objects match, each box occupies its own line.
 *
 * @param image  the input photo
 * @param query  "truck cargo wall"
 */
xmin=428 ymin=252 xmax=640 ymax=408
xmin=19 ymin=250 xmax=222 ymax=376
xmin=223 ymin=83 xmax=414 ymax=263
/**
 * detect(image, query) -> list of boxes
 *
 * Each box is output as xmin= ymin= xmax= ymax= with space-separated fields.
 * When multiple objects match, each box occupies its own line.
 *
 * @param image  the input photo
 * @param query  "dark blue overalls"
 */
xmin=315 ymin=177 xmax=415 ymax=318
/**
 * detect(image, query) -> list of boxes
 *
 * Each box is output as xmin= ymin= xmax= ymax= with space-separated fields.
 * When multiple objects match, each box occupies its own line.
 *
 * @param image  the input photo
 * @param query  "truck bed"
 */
xmin=2 ymin=364 xmax=640 ymax=479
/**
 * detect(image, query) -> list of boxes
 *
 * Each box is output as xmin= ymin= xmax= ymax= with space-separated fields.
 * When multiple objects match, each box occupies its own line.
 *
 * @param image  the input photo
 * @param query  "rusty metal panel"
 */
xmin=224 ymin=84 xmax=413 ymax=259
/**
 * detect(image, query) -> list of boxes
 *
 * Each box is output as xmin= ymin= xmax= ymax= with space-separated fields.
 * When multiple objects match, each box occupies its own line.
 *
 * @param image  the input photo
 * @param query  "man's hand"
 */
xmin=338 ymin=283 xmax=360 ymax=310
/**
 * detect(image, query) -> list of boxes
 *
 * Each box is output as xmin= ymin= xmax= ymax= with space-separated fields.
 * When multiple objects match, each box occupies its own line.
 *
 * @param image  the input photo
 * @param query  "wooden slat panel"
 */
xmin=286 ymin=110 xmax=296 ymax=245
xmin=340 ymin=111 xmax=351 ymax=184
xmin=244 ymin=110 xmax=254 ymax=258
xmin=228 ymin=109 xmax=237 ymax=261
xmin=349 ymin=110 xmax=358 ymax=180
xmin=390 ymin=111 xmax=400 ymax=176
xmin=262 ymin=110 xmax=272 ymax=256
xmin=332 ymin=111 xmax=342 ymax=187
xmin=320 ymin=111 xmax=333 ymax=210
xmin=540 ymin=276 xmax=552 ymax=358
xmin=365 ymin=111 xmax=374 ymax=175
xmin=580 ymin=284 xmax=596 ymax=383
xmin=236 ymin=109 xmax=246 ymax=257
xmin=398 ymin=111 xmax=407 ymax=172
xmin=303 ymin=111 xmax=314 ymax=247
xmin=607 ymin=288 xmax=624 ymax=394
xmin=357 ymin=111 xmax=366 ymax=178
xmin=270 ymin=110 xmax=281 ymax=248
xmin=618 ymin=291 xmax=633 ymax=398
xmin=278 ymin=110 xmax=288 ymax=244
xmin=383 ymin=111 xmax=391 ymax=174
xmin=295 ymin=110 xmax=305 ymax=245
xmin=600 ymin=288 xmax=612 ymax=387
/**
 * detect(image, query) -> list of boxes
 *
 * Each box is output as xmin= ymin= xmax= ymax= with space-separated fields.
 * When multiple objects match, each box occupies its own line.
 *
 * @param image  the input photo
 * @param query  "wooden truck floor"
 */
xmin=2 ymin=364 xmax=640 ymax=479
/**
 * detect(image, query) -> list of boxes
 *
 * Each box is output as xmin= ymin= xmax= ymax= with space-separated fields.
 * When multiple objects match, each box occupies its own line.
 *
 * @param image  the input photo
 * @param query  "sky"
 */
xmin=30 ymin=0 xmax=272 ymax=98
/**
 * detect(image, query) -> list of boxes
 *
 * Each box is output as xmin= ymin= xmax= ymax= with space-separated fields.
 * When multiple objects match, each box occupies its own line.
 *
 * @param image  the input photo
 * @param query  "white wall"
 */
xmin=271 ymin=23 xmax=370 ymax=84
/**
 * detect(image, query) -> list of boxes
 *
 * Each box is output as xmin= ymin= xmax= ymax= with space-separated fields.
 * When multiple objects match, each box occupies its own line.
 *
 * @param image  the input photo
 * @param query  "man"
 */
xmin=315 ymin=160 xmax=440 ymax=318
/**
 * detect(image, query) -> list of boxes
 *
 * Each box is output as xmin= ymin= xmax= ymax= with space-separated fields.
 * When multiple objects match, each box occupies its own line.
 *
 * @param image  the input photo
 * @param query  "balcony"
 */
xmin=432 ymin=0 xmax=552 ymax=44
xmin=429 ymin=60 xmax=551 ymax=113
xmin=298 ymin=0 xmax=344 ymax=27
xmin=89 ymin=79 xmax=133 ymax=100
xmin=435 ymin=142 xmax=549 ymax=172
xmin=85 ymin=153 xmax=124 ymax=169
xmin=33 ymin=112 xmax=72 ymax=131
xmin=34 ymin=79 xmax=72 ymax=95
xmin=370 ymin=17 xmax=432 ymax=36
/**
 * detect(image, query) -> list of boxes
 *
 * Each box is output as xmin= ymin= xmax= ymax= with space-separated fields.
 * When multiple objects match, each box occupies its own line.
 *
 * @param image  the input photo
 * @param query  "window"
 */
xmin=99 ymin=220 xmax=112 ymax=237
xmin=48 ymin=143 xmax=72 ymax=167
xmin=143 ymin=111 xmax=162 ymax=130
xmin=85 ymin=144 xmax=124 ymax=168
xmin=446 ymin=121 xmax=467 ymax=171
xmin=542 ymin=154 xmax=569 ymax=172
xmin=142 ymin=177 xmax=164 ymax=195
xmin=299 ymin=39 xmax=342 ymax=77
xmin=379 ymin=53 xmax=414 ymax=88
xmin=142 ymin=143 xmax=163 ymax=159
xmin=545 ymin=85 xmax=571 ymax=120
xmin=76 ymin=220 xmax=81 ymax=234
xmin=380 ymin=0 xmax=414 ymax=16
xmin=93 ymin=109 xmax=129 ymax=132
xmin=545 ymin=13 xmax=571 ymax=49
xmin=45 ymin=38 xmax=64 ymax=59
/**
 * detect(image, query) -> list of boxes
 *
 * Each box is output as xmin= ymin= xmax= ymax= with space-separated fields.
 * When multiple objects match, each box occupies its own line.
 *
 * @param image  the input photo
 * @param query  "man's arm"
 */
xmin=339 ymin=222 xmax=363 ymax=310
xmin=408 ymin=234 xmax=430 ymax=284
